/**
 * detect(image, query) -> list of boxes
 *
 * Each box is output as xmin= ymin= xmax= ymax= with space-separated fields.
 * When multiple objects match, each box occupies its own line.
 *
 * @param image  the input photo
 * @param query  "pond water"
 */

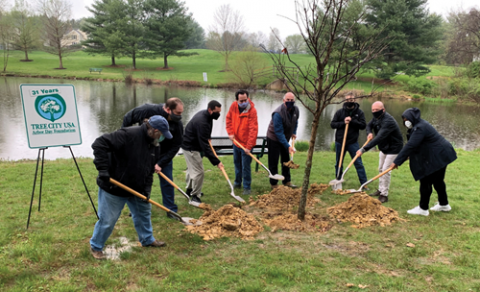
xmin=1 ymin=76 xmax=479 ymax=160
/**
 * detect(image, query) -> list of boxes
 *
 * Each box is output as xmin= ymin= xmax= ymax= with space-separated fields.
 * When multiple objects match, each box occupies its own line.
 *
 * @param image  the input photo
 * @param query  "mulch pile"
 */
xmin=327 ymin=193 xmax=405 ymax=228
xmin=283 ymin=160 xmax=300 ymax=169
xmin=248 ymin=184 xmax=328 ymax=210
xmin=185 ymin=204 xmax=263 ymax=241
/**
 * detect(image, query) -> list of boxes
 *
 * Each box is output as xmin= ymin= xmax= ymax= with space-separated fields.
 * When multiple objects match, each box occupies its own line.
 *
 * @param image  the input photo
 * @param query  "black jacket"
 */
xmin=92 ymin=124 xmax=161 ymax=197
xmin=330 ymin=103 xmax=366 ymax=145
xmin=365 ymin=111 xmax=403 ymax=154
xmin=393 ymin=108 xmax=457 ymax=181
xmin=122 ymin=103 xmax=183 ymax=168
xmin=181 ymin=110 xmax=220 ymax=166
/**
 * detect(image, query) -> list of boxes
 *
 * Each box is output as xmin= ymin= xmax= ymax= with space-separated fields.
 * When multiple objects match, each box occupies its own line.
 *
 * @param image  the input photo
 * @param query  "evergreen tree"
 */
xmin=184 ymin=18 xmax=205 ymax=49
xmin=119 ymin=0 xmax=146 ymax=69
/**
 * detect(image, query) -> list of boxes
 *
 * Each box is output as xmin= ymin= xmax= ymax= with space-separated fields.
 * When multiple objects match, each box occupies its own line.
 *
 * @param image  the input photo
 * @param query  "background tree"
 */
xmin=267 ymin=28 xmax=281 ymax=52
xmin=39 ymin=0 xmax=74 ymax=69
xmin=184 ymin=18 xmax=205 ymax=49
xmin=144 ymin=0 xmax=195 ymax=69
xmin=0 ymin=1 xmax=13 ymax=71
xmin=10 ymin=0 xmax=39 ymax=62
xmin=246 ymin=31 xmax=268 ymax=48
xmin=263 ymin=0 xmax=387 ymax=220
xmin=284 ymin=34 xmax=305 ymax=54
xmin=229 ymin=45 xmax=268 ymax=87
xmin=206 ymin=4 xmax=245 ymax=71
xmin=365 ymin=0 xmax=443 ymax=79
xmin=445 ymin=8 xmax=480 ymax=65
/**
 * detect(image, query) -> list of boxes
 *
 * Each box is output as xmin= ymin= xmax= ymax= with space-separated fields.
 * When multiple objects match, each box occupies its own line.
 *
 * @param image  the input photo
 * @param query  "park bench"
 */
xmin=89 ymin=68 xmax=102 ymax=74
xmin=210 ymin=136 xmax=268 ymax=172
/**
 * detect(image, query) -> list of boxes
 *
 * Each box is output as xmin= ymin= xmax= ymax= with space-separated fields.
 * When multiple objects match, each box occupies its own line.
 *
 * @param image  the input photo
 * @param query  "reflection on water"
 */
xmin=1 ymin=77 xmax=479 ymax=160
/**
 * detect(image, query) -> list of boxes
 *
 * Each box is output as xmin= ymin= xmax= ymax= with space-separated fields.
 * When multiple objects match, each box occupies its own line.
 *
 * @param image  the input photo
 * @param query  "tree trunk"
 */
xmin=163 ymin=53 xmax=168 ymax=69
xmin=132 ymin=50 xmax=136 ymax=69
xmin=24 ymin=48 xmax=29 ymax=61
xmin=111 ymin=54 xmax=116 ymax=66
xmin=58 ymin=52 xmax=64 ymax=69
xmin=297 ymin=107 xmax=323 ymax=220
xmin=224 ymin=53 xmax=229 ymax=71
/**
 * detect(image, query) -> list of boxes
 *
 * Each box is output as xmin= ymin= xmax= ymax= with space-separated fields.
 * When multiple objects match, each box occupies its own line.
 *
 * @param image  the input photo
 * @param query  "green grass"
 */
xmin=1 ymin=150 xmax=479 ymax=291
xmin=1 ymin=50 xmax=458 ymax=92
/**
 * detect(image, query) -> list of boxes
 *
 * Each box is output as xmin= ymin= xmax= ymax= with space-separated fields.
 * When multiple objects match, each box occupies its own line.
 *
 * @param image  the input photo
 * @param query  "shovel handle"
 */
xmin=233 ymin=139 xmax=264 ymax=165
xmin=291 ymin=137 xmax=296 ymax=160
xmin=158 ymin=172 xmax=180 ymax=190
xmin=337 ymin=123 xmax=349 ymax=177
xmin=109 ymin=178 xmax=170 ymax=213
xmin=362 ymin=136 xmax=372 ymax=148
xmin=370 ymin=166 xmax=395 ymax=182
xmin=209 ymin=141 xmax=219 ymax=160
xmin=345 ymin=137 xmax=373 ymax=172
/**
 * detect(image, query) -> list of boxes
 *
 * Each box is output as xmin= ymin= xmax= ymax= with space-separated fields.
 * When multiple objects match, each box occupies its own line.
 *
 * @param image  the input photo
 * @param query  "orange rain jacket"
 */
xmin=226 ymin=99 xmax=258 ymax=150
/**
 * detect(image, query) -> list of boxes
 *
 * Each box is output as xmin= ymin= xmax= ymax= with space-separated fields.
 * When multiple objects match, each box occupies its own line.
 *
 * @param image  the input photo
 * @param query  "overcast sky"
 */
xmin=6 ymin=0 xmax=480 ymax=38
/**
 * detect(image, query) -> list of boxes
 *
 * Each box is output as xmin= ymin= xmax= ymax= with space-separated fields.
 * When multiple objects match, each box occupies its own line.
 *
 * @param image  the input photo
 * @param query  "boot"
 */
xmin=284 ymin=182 xmax=298 ymax=189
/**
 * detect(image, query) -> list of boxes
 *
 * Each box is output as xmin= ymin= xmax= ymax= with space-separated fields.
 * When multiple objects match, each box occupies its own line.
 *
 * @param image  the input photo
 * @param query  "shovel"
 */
xmin=346 ymin=166 xmax=395 ymax=193
xmin=233 ymin=139 xmax=285 ymax=181
xmin=109 ymin=178 xmax=198 ymax=226
xmin=208 ymin=141 xmax=246 ymax=203
xmin=158 ymin=172 xmax=201 ymax=208
xmin=329 ymin=136 xmax=372 ymax=190
xmin=330 ymin=123 xmax=349 ymax=190
xmin=283 ymin=137 xmax=299 ymax=169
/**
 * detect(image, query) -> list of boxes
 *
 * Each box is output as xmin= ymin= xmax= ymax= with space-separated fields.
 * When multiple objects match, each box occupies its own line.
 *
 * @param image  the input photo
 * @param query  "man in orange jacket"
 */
xmin=226 ymin=90 xmax=259 ymax=195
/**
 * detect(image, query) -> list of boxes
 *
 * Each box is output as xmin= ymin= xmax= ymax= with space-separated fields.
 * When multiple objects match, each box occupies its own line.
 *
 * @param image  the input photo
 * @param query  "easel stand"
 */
xmin=26 ymin=146 xmax=99 ymax=229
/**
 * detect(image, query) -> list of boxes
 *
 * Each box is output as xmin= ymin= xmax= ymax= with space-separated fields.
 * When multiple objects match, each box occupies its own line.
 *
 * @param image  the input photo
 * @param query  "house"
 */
xmin=61 ymin=29 xmax=88 ymax=47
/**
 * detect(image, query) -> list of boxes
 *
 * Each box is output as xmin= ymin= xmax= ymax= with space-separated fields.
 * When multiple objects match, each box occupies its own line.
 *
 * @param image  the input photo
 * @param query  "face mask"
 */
xmin=211 ymin=112 xmax=220 ymax=120
xmin=157 ymin=135 xmax=165 ymax=143
xmin=345 ymin=102 xmax=355 ymax=108
xmin=372 ymin=110 xmax=384 ymax=119
xmin=169 ymin=113 xmax=182 ymax=122
xmin=285 ymin=101 xmax=295 ymax=109
xmin=404 ymin=120 xmax=413 ymax=129
xmin=238 ymin=101 xmax=249 ymax=109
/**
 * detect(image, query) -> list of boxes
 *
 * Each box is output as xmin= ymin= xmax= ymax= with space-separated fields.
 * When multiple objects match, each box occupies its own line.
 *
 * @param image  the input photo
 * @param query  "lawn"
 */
xmin=1 ymin=149 xmax=479 ymax=291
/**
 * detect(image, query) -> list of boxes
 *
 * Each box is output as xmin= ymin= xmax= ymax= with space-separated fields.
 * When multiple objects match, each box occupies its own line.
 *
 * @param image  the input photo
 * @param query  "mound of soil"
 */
xmin=327 ymin=193 xmax=405 ymax=228
xmin=332 ymin=189 xmax=352 ymax=195
xmin=283 ymin=160 xmax=300 ymax=169
xmin=249 ymin=184 xmax=327 ymax=211
xmin=185 ymin=204 xmax=263 ymax=241
xmin=262 ymin=212 xmax=333 ymax=232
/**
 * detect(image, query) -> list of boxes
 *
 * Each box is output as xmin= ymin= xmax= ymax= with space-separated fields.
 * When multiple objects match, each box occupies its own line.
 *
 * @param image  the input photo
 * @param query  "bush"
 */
xmin=466 ymin=61 xmax=480 ymax=79
xmin=412 ymin=94 xmax=421 ymax=99
xmin=405 ymin=78 xmax=437 ymax=95
xmin=295 ymin=140 xmax=309 ymax=152
xmin=330 ymin=141 xmax=336 ymax=152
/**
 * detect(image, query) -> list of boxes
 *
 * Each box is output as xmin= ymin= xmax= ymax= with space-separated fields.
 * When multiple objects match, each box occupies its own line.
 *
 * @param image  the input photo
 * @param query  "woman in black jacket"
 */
xmin=391 ymin=108 xmax=457 ymax=216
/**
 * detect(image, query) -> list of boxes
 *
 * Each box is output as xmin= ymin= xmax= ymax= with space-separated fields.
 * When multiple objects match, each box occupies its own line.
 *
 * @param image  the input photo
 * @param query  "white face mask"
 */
xmin=404 ymin=120 xmax=413 ymax=129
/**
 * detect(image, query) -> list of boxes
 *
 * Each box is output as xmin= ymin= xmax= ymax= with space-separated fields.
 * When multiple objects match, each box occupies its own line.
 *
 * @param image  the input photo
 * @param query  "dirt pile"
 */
xmin=332 ymin=189 xmax=352 ymax=195
xmin=327 ymin=192 xmax=405 ymax=228
xmin=262 ymin=212 xmax=333 ymax=232
xmin=283 ymin=160 xmax=300 ymax=169
xmin=185 ymin=204 xmax=263 ymax=241
xmin=249 ymin=184 xmax=326 ymax=210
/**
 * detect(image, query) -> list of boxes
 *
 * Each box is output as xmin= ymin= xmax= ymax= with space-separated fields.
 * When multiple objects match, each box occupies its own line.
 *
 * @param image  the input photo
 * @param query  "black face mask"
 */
xmin=211 ymin=112 xmax=220 ymax=120
xmin=372 ymin=110 xmax=384 ymax=119
xmin=345 ymin=102 xmax=355 ymax=108
xmin=169 ymin=113 xmax=182 ymax=122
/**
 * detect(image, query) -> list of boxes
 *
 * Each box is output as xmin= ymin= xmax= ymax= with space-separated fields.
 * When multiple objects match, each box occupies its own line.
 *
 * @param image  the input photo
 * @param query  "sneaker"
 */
xmin=407 ymin=206 xmax=429 ymax=216
xmin=90 ymin=247 xmax=106 ymax=260
xmin=144 ymin=240 xmax=166 ymax=247
xmin=378 ymin=195 xmax=388 ymax=203
xmin=186 ymin=188 xmax=192 ymax=197
xmin=284 ymin=182 xmax=298 ymax=189
xmin=242 ymin=189 xmax=251 ymax=195
xmin=167 ymin=212 xmax=181 ymax=221
xmin=430 ymin=203 xmax=451 ymax=212
xmin=198 ymin=192 xmax=204 ymax=198
xmin=368 ymin=190 xmax=381 ymax=197
xmin=234 ymin=184 xmax=241 ymax=189
xmin=191 ymin=195 xmax=202 ymax=203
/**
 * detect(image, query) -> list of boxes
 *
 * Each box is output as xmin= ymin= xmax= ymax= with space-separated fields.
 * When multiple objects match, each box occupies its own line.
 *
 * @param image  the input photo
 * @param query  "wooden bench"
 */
xmin=89 ymin=68 xmax=102 ymax=74
xmin=210 ymin=136 xmax=268 ymax=172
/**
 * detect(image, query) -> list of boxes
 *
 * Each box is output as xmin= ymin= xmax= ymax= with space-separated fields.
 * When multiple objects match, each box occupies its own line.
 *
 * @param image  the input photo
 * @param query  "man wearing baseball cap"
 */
xmin=89 ymin=115 xmax=172 ymax=260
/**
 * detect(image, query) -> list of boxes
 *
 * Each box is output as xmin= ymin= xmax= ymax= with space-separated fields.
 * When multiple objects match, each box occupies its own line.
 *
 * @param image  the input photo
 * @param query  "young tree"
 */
xmin=144 ymin=0 xmax=195 ymax=69
xmin=445 ymin=8 xmax=480 ymax=65
xmin=263 ymin=0 xmax=387 ymax=220
xmin=267 ymin=28 xmax=281 ymax=52
xmin=184 ymin=18 xmax=205 ymax=49
xmin=284 ymin=34 xmax=305 ymax=54
xmin=10 ymin=0 xmax=39 ymax=61
xmin=206 ymin=4 xmax=245 ymax=71
xmin=229 ymin=45 xmax=268 ymax=87
xmin=246 ymin=31 xmax=268 ymax=48
xmin=0 ymin=3 xmax=13 ymax=71
xmin=39 ymin=0 xmax=74 ymax=69
xmin=118 ymin=0 xmax=146 ymax=69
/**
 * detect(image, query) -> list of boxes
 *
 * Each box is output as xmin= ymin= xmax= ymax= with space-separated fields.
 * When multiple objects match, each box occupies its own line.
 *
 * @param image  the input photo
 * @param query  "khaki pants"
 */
xmin=183 ymin=149 xmax=204 ymax=197
xmin=378 ymin=151 xmax=398 ymax=196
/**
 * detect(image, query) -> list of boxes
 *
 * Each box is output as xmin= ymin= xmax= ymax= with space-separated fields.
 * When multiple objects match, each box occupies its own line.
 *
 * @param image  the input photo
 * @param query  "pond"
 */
xmin=1 ymin=76 xmax=479 ymax=160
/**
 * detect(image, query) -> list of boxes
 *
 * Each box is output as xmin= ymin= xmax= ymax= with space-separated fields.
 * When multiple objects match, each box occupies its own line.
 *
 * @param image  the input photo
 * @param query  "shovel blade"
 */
xmin=232 ymin=194 xmax=246 ymax=203
xmin=188 ymin=201 xmax=202 ymax=208
xmin=329 ymin=178 xmax=344 ymax=186
xmin=346 ymin=189 xmax=361 ymax=193
xmin=181 ymin=217 xmax=202 ymax=226
xmin=270 ymin=174 xmax=285 ymax=181
xmin=331 ymin=182 xmax=342 ymax=190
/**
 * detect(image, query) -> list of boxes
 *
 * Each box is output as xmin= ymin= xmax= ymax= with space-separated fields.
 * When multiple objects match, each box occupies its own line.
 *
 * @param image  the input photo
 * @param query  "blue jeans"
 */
xmin=90 ymin=188 xmax=156 ymax=251
xmin=233 ymin=144 xmax=252 ymax=190
xmin=159 ymin=161 xmax=177 ymax=213
xmin=335 ymin=142 xmax=368 ymax=185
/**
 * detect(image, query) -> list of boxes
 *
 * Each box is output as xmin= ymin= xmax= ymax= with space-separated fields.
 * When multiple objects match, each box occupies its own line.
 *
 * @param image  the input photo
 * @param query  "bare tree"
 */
xmin=11 ymin=0 xmax=39 ymax=61
xmin=246 ymin=31 xmax=268 ymax=48
xmin=267 ymin=27 xmax=281 ymax=52
xmin=229 ymin=45 xmax=268 ymax=87
xmin=0 ymin=1 xmax=13 ymax=71
xmin=263 ymin=0 xmax=388 ymax=220
xmin=284 ymin=34 xmax=306 ymax=54
xmin=38 ymin=0 xmax=74 ymax=69
xmin=446 ymin=8 xmax=480 ymax=64
xmin=206 ymin=4 xmax=245 ymax=71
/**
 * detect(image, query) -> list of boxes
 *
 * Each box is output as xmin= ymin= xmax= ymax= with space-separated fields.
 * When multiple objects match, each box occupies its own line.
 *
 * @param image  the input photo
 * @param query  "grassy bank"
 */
xmin=1 ymin=150 xmax=479 ymax=291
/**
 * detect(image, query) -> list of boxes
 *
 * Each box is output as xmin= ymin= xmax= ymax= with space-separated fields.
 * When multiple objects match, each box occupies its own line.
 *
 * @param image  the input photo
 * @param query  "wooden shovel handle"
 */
xmin=109 ymin=178 xmax=170 ymax=213
xmin=158 ymin=172 xmax=180 ymax=190
xmin=233 ymin=139 xmax=264 ymax=165
xmin=209 ymin=140 xmax=219 ymax=159
xmin=362 ymin=136 xmax=372 ymax=148
xmin=345 ymin=137 xmax=373 ymax=169
xmin=291 ymin=137 xmax=296 ymax=160
xmin=371 ymin=166 xmax=395 ymax=182
xmin=337 ymin=123 xmax=349 ymax=177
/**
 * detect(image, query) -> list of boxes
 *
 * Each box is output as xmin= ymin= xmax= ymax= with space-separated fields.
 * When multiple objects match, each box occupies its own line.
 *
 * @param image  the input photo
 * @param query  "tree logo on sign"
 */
xmin=34 ymin=94 xmax=67 ymax=122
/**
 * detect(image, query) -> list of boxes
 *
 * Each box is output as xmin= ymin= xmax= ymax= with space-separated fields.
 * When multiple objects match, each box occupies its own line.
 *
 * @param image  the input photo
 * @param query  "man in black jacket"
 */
xmin=181 ymin=100 xmax=224 ymax=203
xmin=122 ymin=98 xmax=184 ymax=220
xmin=357 ymin=101 xmax=403 ymax=203
xmin=90 ymin=116 xmax=172 ymax=260
xmin=330 ymin=92 xmax=368 ymax=185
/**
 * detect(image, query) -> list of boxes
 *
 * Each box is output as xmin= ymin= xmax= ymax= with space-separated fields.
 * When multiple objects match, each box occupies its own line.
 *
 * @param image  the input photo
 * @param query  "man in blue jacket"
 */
xmin=391 ymin=108 xmax=456 ymax=216
xmin=266 ymin=92 xmax=299 ymax=189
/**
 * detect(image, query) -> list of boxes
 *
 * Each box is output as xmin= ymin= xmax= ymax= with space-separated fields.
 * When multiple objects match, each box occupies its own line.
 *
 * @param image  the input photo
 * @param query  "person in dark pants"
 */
xmin=122 ymin=98 xmax=184 ymax=220
xmin=90 ymin=116 xmax=172 ymax=260
xmin=266 ymin=92 xmax=299 ymax=189
xmin=330 ymin=92 xmax=368 ymax=185
xmin=390 ymin=108 xmax=457 ymax=216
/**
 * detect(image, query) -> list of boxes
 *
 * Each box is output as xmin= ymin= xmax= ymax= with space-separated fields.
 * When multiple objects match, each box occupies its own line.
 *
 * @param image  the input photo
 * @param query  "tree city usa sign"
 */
xmin=20 ymin=84 xmax=82 ymax=148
